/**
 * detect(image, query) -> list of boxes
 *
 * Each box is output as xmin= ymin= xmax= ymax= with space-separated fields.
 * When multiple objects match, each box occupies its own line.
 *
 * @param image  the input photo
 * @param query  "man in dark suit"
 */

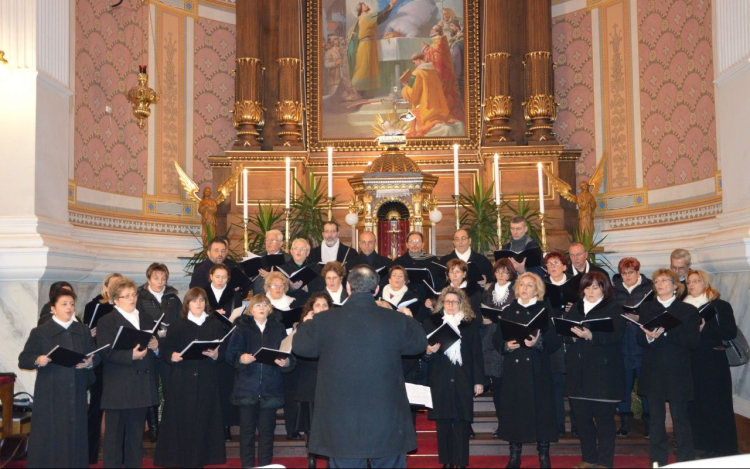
xmin=567 ymin=242 xmax=610 ymax=280
xmin=309 ymin=221 xmax=356 ymax=270
xmin=354 ymin=231 xmax=392 ymax=283
xmin=251 ymin=229 xmax=293 ymax=294
xmin=440 ymin=229 xmax=493 ymax=286
xmin=190 ymin=237 xmax=251 ymax=299
xmin=293 ymin=265 xmax=428 ymax=468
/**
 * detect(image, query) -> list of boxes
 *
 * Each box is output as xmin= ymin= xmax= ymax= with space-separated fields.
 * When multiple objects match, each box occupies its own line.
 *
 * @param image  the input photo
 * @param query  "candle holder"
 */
xmin=326 ymin=197 xmax=334 ymax=221
xmin=284 ymin=208 xmax=291 ymax=253
xmin=453 ymin=195 xmax=461 ymax=230
xmin=243 ymin=219 xmax=249 ymax=255
xmin=539 ymin=213 xmax=549 ymax=254
xmin=496 ymin=203 xmax=503 ymax=249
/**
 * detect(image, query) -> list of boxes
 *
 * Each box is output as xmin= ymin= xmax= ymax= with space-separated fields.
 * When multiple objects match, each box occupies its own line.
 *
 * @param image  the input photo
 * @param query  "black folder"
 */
xmin=480 ymin=303 xmax=512 ymax=323
xmin=545 ymin=280 xmax=581 ymax=309
xmin=406 ymin=268 xmax=437 ymax=289
xmin=622 ymin=291 xmax=654 ymax=315
xmin=271 ymin=307 xmax=303 ymax=329
xmin=552 ymin=317 xmax=614 ymax=337
xmin=47 ymin=344 xmax=110 ymax=368
xmin=253 ymin=347 xmax=291 ymax=366
xmin=277 ymin=265 xmax=319 ymax=288
xmin=88 ymin=304 xmax=105 ymax=329
xmin=621 ymin=311 xmax=683 ymax=333
xmin=499 ymin=308 xmax=548 ymax=344
xmin=178 ymin=326 xmax=237 ymax=360
xmin=240 ymin=254 xmax=287 ymax=279
xmin=494 ymin=247 xmax=543 ymax=268
xmin=697 ymin=303 xmax=718 ymax=322
xmin=423 ymin=280 xmax=442 ymax=297
xmin=426 ymin=322 xmax=462 ymax=351
xmin=112 ymin=313 xmax=165 ymax=350
xmin=214 ymin=308 xmax=241 ymax=327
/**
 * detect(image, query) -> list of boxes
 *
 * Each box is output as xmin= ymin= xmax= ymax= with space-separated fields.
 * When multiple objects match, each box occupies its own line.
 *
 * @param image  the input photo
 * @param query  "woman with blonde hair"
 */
xmin=684 ymin=270 xmax=739 ymax=457
xmin=422 ymin=286 xmax=484 ymax=469
xmin=637 ymin=269 xmax=700 ymax=466
xmin=492 ymin=272 xmax=560 ymax=469
xmin=83 ymin=272 xmax=122 ymax=463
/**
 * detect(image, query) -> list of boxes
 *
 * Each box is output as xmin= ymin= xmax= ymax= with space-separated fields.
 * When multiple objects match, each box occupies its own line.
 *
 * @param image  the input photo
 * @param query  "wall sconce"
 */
xmin=0 ymin=51 xmax=10 ymax=81
xmin=127 ymin=65 xmax=159 ymax=130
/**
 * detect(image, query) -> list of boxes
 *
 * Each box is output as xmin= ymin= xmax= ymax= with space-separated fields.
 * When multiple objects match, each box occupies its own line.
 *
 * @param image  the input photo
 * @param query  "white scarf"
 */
xmin=583 ymin=298 xmax=603 ymax=316
xmin=684 ymin=293 xmax=709 ymax=309
xmin=657 ymin=295 xmax=677 ymax=308
xmin=624 ymin=275 xmax=643 ymax=294
xmin=187 ymin=311 xmax=209 ymax=326
xmin=519 ymin=297 xmax=538 ymax=307
xmin=493 ymin=282 xmax=511 ymax=306
xmin=327 ymin=287 xmax=343 ymax=304
xmin=322 ymin=240 xmax=340 ymax=264
xmin=115 ymin=306 xmax=140 ymax=329
xmin=52 ymin=315 xmax=76 ymax=330
xmin=382 ymin=284 xmax=408 ymax=306
xmin=149 ymin=286 xmax=164 ymax=304
xmin=456 ymin=248 xmax=472 ymax=263
xmin=442 ymin=312 xmax=464 ymax=366
xmin=266 ymin=292 xmax=295 ymax=311
xmin=550 ymin=275 xmax=567 ymax=286
xmin=211 ymin=285 xmax=227 ymax=302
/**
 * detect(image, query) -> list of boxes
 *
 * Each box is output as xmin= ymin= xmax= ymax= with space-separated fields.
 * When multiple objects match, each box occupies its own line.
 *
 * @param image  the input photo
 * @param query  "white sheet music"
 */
xmin=405 ymin=383 xmax=433 ymax=409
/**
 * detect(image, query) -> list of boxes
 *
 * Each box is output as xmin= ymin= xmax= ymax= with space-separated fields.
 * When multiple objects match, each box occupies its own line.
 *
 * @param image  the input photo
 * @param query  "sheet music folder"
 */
xmin=494 ymin=247 xmax=543 ymax=268
xmin=179 ymin=326 xmax=237 ymax=360
xmin=112 ymin=313 xmax=165 ymax=350
xmin=499 ymin=308 xmax=548 ymax=344
xmin=47 ymin=344 xmax=111 ymax=368
xmin=426 ymin=322 xmax=461 ymax=351
xmin=253 ymin=347 xmax=291 ymax=366
xmin=621 ymin=311 xmax=682 ymax=333
xmin=552 ymin=317 xmax=614 ymax=337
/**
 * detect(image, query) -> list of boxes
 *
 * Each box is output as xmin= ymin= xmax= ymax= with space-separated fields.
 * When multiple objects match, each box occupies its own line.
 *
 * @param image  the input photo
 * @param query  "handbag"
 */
xmin=724 ymin=328 xmax=750 ymax=367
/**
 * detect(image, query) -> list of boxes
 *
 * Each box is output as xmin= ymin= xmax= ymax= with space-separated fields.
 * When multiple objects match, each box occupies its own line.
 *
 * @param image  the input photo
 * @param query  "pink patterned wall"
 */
xmin=74 ymin=0 xmax=148 ymax=196
xmin=193 ymin=19 xmax=237 ymax=191
xmin=552 ymin=10 xmax=596 ymax=188
xmin=638 ymin=0 xmax=717 ymax=189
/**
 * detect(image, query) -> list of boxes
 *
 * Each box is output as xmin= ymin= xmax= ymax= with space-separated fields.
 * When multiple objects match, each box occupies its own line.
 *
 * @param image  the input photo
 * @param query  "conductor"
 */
xmin=293 ymin=264 xmax=428 ymax=468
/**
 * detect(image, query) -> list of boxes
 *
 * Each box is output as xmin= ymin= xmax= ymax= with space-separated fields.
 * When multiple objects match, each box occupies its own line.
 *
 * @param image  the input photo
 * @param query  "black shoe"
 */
xmin=506 ymin=443 xmax=522 ymax=469
xmin=642 ymin=413 xmax=651 ymax=439
xmin=469 ymin=426 xmax=476 ymax=439
xmin=146 ymin=405 xmax=159 ymax=443
xmin=308 ymin=455 xmax=317 ymax=469
xmin=537 ymin=441 xmax=551 ymax=469
xmin=493 ymin=429 xmax=500 ymax=439
xmin=617 ymin=412 xmax=633 ymax=437
xmin=287 ymin=432 xmax=303 ymax=440
xmin=571 ymin=426 xmax=580 ymax=438
xmin=147 ymin=427 xmax=158 ymax=444
xmin=224 ymin=426 xmax=233 ymax=442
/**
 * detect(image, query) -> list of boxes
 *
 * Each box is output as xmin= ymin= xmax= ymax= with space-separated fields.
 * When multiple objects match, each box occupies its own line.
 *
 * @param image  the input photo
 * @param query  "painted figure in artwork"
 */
xmin=401 ymin=53 xmax=455 ymax=137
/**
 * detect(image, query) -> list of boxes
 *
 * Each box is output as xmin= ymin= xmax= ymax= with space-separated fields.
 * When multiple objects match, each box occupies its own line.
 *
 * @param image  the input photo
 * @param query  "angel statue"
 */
xmin=174 ymin=162 xmax=243 ymax=247
xmin=542 ymin=153 xmax=608 ymax=237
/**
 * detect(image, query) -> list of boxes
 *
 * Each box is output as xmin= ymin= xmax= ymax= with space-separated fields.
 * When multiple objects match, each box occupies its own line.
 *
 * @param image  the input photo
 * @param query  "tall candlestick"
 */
xmin=327 ymin=147 xmax=333 ymax=199
xmin=453 ymin=144 xmax=460 ymax=196
xmin=242 ymin=168 xmax=249 ymax=221
xmin=537 ymin=162 xmax=545 ymax=214
xmin=494 ymin=153 xmax=501 ymax=204
xmin=285 ymin=157 xmax=291 ymax=209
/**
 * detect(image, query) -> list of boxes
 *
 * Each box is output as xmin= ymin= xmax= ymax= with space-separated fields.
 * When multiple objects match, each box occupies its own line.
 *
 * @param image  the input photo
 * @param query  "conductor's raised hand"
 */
xmin=426 ymin=343 xmax=441 ymax=355
xmin=133 ymin=345 xmax=148 ymax=361
xmin=240 ymin=353 xmax=256 ymax=365
xmin=524 ymin=330 xmax=541 ymax=348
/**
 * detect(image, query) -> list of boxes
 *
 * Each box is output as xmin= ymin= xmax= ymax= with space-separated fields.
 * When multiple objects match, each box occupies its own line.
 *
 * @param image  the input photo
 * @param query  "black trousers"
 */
xmin=436 ymin=419 xmax=471 ymax=467
xmin=283 ymin=373 xmax=299 ymax=436
xmin=102 ymin=407 xmax=148 ymax=468
xmin=239 ymin=403 xmax=277 ymax=467
xmin=649 ymin=398 xmax=694 ymax=465
xmin=88 ymin=366 xmax=105 ymax=463
xmin=569 ymin=399 xmax=617 ymax=468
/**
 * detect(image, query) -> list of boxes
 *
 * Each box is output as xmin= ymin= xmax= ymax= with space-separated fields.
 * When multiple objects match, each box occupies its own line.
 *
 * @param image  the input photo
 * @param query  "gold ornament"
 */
xmin=127 ymin=65 xmax=159 ymax=130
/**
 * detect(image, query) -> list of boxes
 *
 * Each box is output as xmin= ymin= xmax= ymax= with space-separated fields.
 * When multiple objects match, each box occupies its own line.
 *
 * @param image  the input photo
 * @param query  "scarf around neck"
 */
xmin=442 ymin=312 xmax=465 ymax=366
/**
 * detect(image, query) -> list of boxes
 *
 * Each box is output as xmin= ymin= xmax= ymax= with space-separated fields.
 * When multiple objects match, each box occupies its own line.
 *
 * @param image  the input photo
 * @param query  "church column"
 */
xmin=231 ymin=0 xmax=264 ymax=150
xmin=275 ymin=0 xmax=304 ymax=148
xmin=524 ymin=0 xmax=558 ymax=144
xmin=483 ymin=0 xmax=515 ymax=145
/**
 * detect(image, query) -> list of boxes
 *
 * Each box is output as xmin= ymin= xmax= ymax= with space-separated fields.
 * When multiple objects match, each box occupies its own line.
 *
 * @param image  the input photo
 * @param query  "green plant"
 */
xmin=459 ymin=179 xmax=499 ymax=254
xmin=569 ymin=229 xmax=614 ymax=273
xmin=500 ymin=192 xmax=543 ymax=246
xmin=290 ymin=173 xmax=332 ymax=247
xmin=246 ymin=203 xmax=284 ymax=253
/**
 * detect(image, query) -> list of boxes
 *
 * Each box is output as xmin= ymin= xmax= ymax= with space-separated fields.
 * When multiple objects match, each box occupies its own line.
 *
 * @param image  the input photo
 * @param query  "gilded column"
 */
xmin=524 ymin=0 xmax=558 ymax=144
xmin=232 ymin=57 xmax=264 ymax=149
xmin=276 ymin=58 xmax=304 ymax=146
xmin=483 ymin=0 xmax=514 ymax=145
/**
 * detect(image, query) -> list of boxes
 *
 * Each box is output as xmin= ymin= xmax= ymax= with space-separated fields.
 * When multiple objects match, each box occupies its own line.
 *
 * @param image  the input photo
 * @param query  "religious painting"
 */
xmin=306 ymin=0 xmax=480 ymax=151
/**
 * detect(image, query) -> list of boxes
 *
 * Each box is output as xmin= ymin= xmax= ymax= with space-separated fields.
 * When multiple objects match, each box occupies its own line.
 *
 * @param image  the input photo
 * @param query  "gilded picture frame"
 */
xmin=305 ymin=0 xmax=480 ymax=152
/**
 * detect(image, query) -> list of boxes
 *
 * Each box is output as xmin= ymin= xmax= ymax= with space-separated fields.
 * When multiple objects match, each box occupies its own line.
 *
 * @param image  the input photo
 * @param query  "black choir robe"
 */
xmin=439 ymin=249 xmax=494 ymax=285
xmin=19 ymin=320 xmax=98 ymax=468
xmin=309 ymin=241 xmax=356 ymax=270
xmin=154 ymin=316 xmax=227 ymax=467
xmin=205 ymin=287 xmax=242 ymax=427
xmin=278 ymin=259 xmax=325 ymax=305
xmin=190 ymin=258 xmax=251 ymax=300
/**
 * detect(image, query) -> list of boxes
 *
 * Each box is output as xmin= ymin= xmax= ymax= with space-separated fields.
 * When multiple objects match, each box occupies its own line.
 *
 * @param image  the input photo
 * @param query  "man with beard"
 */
xmin=448 ymin=19 xmax=464 ymax=92
xmin=309 ymin=221 xmax=356 ymax=271
xmin=190 ymin=237 xmax=251 ymax=298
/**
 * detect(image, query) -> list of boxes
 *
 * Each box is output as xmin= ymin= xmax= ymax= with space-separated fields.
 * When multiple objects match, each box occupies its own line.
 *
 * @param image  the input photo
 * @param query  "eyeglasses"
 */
xmin=687 ymin=279 xmax=704 ymax=284
xmin=444 ymin=300 xmax=460 ymax=306
xmin=119 ymin=293 xmax=138 ymax=300
xmin=621 ymin=270 xmax=637 ymax=275
xmin=323 ymin=230 xmax=338 ymax=235
xmin=408 ymin=239 xmax=422 ymax=244
xmin=654 ymin=278 xmax=673 ymax=284
xmin=291 ymin=247 xmax=309 ymax=252
xmin=546 ymin=261 xmax=562 ymax=267
xmin=253 ymin=303 xmax=270 ymax=309
xmin=454 ymin=237 xmax=469 ymax=242
xmin=671 ymin=265 xmax=689 ymax=272
xmin=270 ymin=284 xmax=285 ymax=290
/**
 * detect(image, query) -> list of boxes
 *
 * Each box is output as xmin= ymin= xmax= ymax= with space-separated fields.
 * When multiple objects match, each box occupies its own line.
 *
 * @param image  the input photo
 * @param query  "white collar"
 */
xmin=572 ymin=262 xmax=590 ymax=276
xmin=148 ymin=286 xmax=165 ymax=303
xmin=495 ymin=282 xmax=510 ymax=293
xmin=211 ymin=284 xmax=227 ymax=298
xmin=187 ymin=311 xmax=209 ymax=326
xmin=657 ymin=295 xmax=677 ymax=308
xmin=456 ymin=248 xmax=472 ymax=262
xmin=624 ymin=275 xmax=643 ymax=294
xmin=550 ymin=275 xmax=567 ymax=286
xmin=327 ymin=287 xmax=343 ymax=303
xmin=52 ymin=315 xmax=76 ymax=330
xmin=321 ymin=240 xmax=340 ymax=263
xmin=266 ymin=292 xmax=295 ymax=311
xmin=255 ymin=319 xmax=267 ymax=332
xmin=518 ymin=297 xmax=538 ymax=307
xmin=115 ymin=306 xmax=140 ymax=329
xmin=684 ymin=293 xmax=709 ymax=308
xmin=583 ymin=298 xmax=603 ymax=315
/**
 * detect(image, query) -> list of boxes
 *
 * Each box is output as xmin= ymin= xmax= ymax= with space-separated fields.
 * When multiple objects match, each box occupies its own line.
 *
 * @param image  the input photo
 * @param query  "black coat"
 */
xmin=689 ymin=299 xmax=739 ymax=454
xmin=544 ymin=273 xmax=580 ymax=374
xmin=481 ymin=283 xmax=515 ymax=378
xmin=502 ymin=238 xmax=545 ymax=277
xmin=154 ymin=316 xmax=227 ymax=467
xmin=423 ymin=314 xmax=484 ymax=422
xmin=191 ymin=258 xmax=251 ymax=299
xmin=309 ymin=242 xmax=356 ymax=270
xmin=567 ymin=261 xmax=610 ymax=281
xmin=279 ymin=259 xmax=325 ymax=305
xmin=19 ymin=320 xmax=97 ymax=468
xmin=293 ymin=353 xmax=319 ymax=404
xmin=225 ymin=314 xmax=288 ymax=406
xmin=637 ymin=300 xmax=700 ymax=401
xmin=96 ymin=310 xmax=160 ymax=409
xmin=136 ymin=285 xmax=183 ymax=327
xmin=83 ymin=295 xmax=115 ymax=329
xmin=563 ymin=299 xmax=626 ymax=401
xmin=376 ymin=289 xmax=423 ymax=382
xmin=355 ymin=251 xmax=393 ymax=272
xmin=206 ymin=285 xmax=242 ymax=315
xmin=440 ymin=250 xmax=494 ymax=285
xmin=612 ymin=274 xmax=654 ymax=370
xmin=293 ymin=293 xmax=428 ymax=459
xmin=493 ymin=299 xmax=561 ymax=443
xmin=251 ymin=252 xmax=294 ymax=294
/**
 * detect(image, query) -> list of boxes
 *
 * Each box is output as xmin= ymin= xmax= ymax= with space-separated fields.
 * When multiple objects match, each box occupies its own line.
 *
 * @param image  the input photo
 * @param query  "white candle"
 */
xmin=537 ymin=162 xmax=545 ymax=214
xmin=494 ymin=153 xmax=501 ymax=204
xmin=285 ymin=157 xmax=291 ymax=210
xmin=242 ymin=168 xmax=249 ymax=221
xmin=453 ymin=144 xmax=460 ymax=196
xmin=327 ymin=147 xmax=333 ymax=199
